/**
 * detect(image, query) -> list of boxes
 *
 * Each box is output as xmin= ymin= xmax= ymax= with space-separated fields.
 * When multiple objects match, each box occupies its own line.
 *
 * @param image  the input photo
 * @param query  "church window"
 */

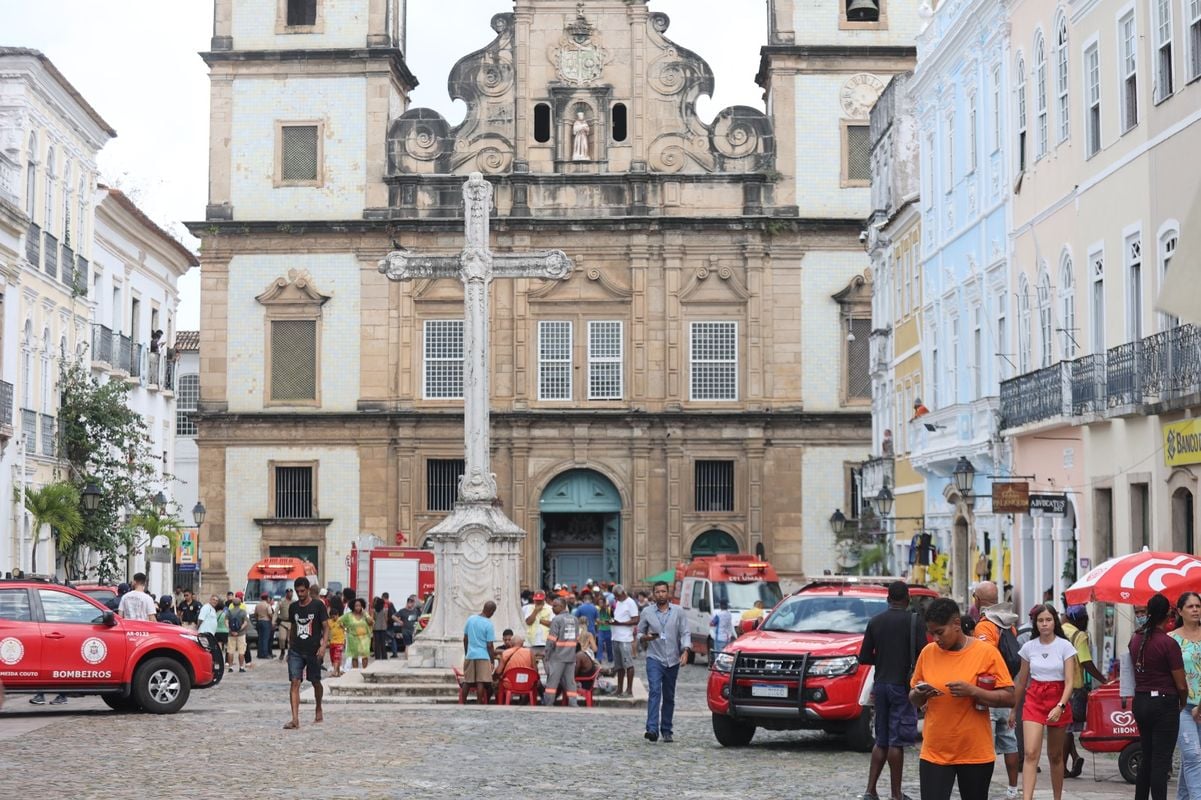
xmin=533 ymin=104 xmax=552 ymax=144
xmin=843 ymin=123 xmax=871 ymax=186
xmin=274 ymin=465 xmax=314 ymax=519
xmin=695 ymin=461 xmax=735 ymax=512
xmin=270 ymin=319 xmax=318 ymax=402
xmin=176 ymin=374 xmax=199 ymax=437
xmin=423 ymin=319 xmax=464 ymax=400
xmin=427 ymin=458 xmax=464 ymax=512
xmin=286 ymin=0 xmax=317 ymax=27
xmin=537 ymin=320 xmax=572 ymax=401
xmin=588 ymin=321 xmax=623 ymax=400
xmin=278 ymin=123 xmax=321 ymax=185
xmin=690 ymin=321 xmax=738 ymax=402
xmin=611 ymin=104 xmax=628 ymax=143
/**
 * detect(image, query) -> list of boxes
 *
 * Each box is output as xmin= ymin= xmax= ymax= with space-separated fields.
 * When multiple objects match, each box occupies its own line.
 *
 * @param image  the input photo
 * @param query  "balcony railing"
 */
xmin=999 ymin=362 xmax=1070 ymax=429
xmin=21 ymin=408 xmax=36 ymax=448
xmin=39 ymin=414 xmax=55 ymax=457
xmin=164 ymin=358 xmax=176 ymax=391
xmin=43 ymin=232 xmax=57 ymax=279
xmin=75 ymin=255 xmax=89 ymax=294
xmin=0 ymin=151 xmax=17 ymax=206
xmin=117 ymin=334 xmax=134 ymax=374
xmin=91 ymin=324 xmax=113 ymax=364
xmin=1070 ymin=354 xmax=1106 ymax=416
xmin=0 ymin=381 xmax=13 ymax=435
xmin=61 ymin=244 xmax=74 ymax=289
xmin=147 ymin=351 xmax=161 ymax=386
xmin=25 ymin=222 xmax=40 ymax=266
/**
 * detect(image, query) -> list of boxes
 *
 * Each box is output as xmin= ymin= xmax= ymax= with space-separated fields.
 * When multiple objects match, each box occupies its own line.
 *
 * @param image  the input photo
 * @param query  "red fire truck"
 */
xmin=347 ymin=546 xmax=435 ymax=605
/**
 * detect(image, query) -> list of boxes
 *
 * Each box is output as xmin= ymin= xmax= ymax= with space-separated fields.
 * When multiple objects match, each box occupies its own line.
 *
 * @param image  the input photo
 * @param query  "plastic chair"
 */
xmin=498 ymin=667 xmax=541 ymax=705
xmin=453 ymin=666 xmax=482 ymax=705
xmin=574 ymin=664 xmax=602 ymax=708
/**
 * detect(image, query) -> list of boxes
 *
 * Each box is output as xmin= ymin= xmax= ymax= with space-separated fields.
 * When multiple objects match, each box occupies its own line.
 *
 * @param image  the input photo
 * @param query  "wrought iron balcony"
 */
xmin=1070 ymin=354 xmax=1106 ymax=416
xmin=147 ymin=351 xmax=162 ymax=387
xmin=60 ymin=244 xmax=74 ymax=289
xmin=130 ymin=343 xmax=143 ymax=379
xmin=163 ymin=358 xmax=176 ymax=391
xmin=117 ymin=334 xmax=134 ymax=374
xmin=43 ymin=232 xmax=57 ymax=279
xmin=999 ymin=362 xmax=1070 ymax=429
xmin=91 ymin=323 xmax=113 ymax=364
xmin=0 ymin=381 xmax=13 ymax=439
xmin=25 ymin=222 xmax=40 ymax=266
xmin=39 ymin=414 xmax=55 ymax=458
xmin=75 ymin=255 xmax=89 ymax=294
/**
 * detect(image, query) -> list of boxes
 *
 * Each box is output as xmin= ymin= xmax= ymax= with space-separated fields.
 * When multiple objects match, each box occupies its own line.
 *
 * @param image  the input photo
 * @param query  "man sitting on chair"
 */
xmin=495 ymin=632 xmax=541 ymax=702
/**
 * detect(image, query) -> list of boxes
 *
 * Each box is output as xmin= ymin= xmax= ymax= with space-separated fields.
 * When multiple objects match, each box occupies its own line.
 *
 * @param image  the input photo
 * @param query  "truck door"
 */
xmin=690 ymin=579 xmax=712 ymax=644
xmin=36 ymin=588 xmax=126 ymax=687
xmin=0 ymin=587 xmax=40 ymax=686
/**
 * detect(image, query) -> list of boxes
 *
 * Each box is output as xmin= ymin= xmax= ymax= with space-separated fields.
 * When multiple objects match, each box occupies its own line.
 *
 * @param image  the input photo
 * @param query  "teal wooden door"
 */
xmin=690 ymin=530 xmax=739 ymax=557
xmin=539 ymin=470 xmax=622 ymax=583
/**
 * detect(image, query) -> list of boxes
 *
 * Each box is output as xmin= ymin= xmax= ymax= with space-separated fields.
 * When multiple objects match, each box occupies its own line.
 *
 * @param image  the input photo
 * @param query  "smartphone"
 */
xmin=916 ymin=682 xmax=942 ymax=695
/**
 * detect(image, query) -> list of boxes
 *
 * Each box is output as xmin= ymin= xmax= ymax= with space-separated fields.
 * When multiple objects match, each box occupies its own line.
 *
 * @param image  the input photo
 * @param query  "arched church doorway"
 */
xmin=539 ymin=469 xmax=622 ymax=590
xmin=690 ymin=530 xmax=739 ymax=557
xmin=1173 ymin=488 xmax=1196 ymax=554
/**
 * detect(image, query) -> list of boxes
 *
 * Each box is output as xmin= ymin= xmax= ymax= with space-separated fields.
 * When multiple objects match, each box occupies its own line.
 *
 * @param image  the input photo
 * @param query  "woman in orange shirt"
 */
xmin=910 ymin=597 xmax=1016 ymax=800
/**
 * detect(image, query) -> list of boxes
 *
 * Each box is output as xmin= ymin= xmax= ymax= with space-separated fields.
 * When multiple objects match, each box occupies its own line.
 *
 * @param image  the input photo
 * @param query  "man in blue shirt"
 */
xmin=574 ymin=590 xmax=599 ymax=636
xmin=462 ymin=601 xmax=498 ymax=704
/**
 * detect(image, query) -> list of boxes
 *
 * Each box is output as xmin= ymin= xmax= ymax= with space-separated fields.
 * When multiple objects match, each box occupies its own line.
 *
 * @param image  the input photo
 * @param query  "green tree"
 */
xmin=57 ymin=358 xmax=168 ymax=581
xmin=23 ymin=482 xmax=83 ymax=574
xmin=123 ymin=511 xmax=184 ymax=579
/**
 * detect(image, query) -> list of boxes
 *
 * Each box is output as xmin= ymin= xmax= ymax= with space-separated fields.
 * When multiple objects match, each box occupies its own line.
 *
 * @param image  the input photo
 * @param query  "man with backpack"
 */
xmin=972 ymin=581 xmax=1022 ymax=800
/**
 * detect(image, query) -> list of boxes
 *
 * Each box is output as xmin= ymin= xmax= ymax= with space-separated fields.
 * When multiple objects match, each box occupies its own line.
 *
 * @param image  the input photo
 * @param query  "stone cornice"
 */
xmin=199 ymin=47 xmax=418 ymax=92
xmin=756 ymin=45 xmax=917 ymax=84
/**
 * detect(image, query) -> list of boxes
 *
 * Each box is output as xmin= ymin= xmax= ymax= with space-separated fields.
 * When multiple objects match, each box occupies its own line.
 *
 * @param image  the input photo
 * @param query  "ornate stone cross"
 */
xmin=379 ymin=172 xmax=572 ymax=505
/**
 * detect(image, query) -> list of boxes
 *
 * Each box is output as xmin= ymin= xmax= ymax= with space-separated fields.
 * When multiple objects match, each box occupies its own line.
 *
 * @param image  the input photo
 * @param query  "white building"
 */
xmin=170 ymin=330 xmax=199 ymax=589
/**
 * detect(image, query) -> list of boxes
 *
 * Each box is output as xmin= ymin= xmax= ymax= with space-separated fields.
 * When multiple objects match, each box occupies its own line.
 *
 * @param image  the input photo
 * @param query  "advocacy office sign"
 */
xmin=992 ymin=482 xmax=1030 ymax=514
xmin=1165 ymin=419 xmax=1201 ymax=468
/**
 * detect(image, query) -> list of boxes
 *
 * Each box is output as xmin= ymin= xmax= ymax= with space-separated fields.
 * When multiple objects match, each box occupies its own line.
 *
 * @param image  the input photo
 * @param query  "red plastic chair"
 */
xmin=498 ymin=667 xmax=541 ymax=705
xmin=453 ymin=666 xmax=483 ymax=705
xmin=574 ymin=664 xmax=602 ymax=708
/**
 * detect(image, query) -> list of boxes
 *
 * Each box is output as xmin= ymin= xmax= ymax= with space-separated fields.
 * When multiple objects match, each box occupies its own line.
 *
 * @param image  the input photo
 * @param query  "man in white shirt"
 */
xmin=118 ymin=573 xmax=157 ymax=622
xmin=610 ymin=584 xmax=640 ymax=697
xmin=522 ymin=592 xmax=553 ymax=661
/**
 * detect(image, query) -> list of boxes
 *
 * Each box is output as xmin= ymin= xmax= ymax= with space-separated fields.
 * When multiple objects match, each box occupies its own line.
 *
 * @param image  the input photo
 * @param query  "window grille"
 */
xmin=538 ymin=320 xmax=572 ymax=401
xmin=275 ymin=466 xmax=313 ymax=519
xmin=427 ymin=458 xmax=464 ymax=512
xmin=270 ymin=319 xmax=317 ymax=401
xmin=846 ymin=125 xmax=871 ymax=182
xmin=1120 ymin=14 xmax=1139 ymax=131
xmin=176 ymin=374 xmax=199 ymax=436
xmin=286 ymin=0 xmax=317 ymax=26
xmin=281 ymin=125 xmax=319 ymax=182
xmin=695 ymin=460 xmax=734 ymax=512
xmin=690 ymin=321 xmax=737 ymax=401
xmin=1085 ymin=45 xmax=1101 ymax=156
xmin=424 ymin=320 xmax=464 ymax=399
xmin=588 ymin=321 xmax=623 ymax=400
xmin=846 ymin=318 xmax=871 ymax=399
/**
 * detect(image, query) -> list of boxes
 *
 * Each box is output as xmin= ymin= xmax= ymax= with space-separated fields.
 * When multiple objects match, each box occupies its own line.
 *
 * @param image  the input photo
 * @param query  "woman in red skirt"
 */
xmin=1010 ymin=604 xmax=1079 ymax=800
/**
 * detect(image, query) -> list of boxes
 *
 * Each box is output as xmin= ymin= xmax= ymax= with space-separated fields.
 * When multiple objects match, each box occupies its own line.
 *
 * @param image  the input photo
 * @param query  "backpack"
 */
xmin=996 ymin=624 xmax=1022 ymax=678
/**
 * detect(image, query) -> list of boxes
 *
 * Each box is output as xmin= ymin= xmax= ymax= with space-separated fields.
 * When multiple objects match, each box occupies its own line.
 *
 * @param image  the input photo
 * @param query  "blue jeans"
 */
xmin=645 ymin=657 xmax=679 ymax=735
xmin=256 ymin=619 xmax=273 ymax=659
xmin=1179 ymin=706 xmax=1201 ymax=800
xmin=598 ymin=629 xmax=612 ymax=662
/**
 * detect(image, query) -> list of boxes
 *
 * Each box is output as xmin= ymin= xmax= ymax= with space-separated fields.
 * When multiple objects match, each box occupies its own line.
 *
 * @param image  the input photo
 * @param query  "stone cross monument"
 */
xmin=378 ymin=172 xmax=573 ymax=668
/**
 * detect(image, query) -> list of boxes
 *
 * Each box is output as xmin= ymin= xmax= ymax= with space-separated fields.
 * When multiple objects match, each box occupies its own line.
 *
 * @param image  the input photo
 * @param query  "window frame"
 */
xmin=1188 ymin=0 xmax=1201 ymax=84
xmin=1125 ymin=228 xmax=1144 ymax=342
xmin=1159 ymin=225 xmax=1180 ymax=331
xmin=1059 ymin=253 xmax=1078 ymax=359
xmin=967 ymin=91 xmax=978 ymax=174
xmin=587 ymin=320 xmax=624 ymax=401
xmin=1089 ymin=245 xmax=1106 ymax=354
xmin=1056 ymin=16 xmax=1071 ymax=143
xmin=24 ymin=131 xmax=38 ymax=218
xmin=1154 ymin=0 xmax=1175 ymax=103
xmin=422 ymin=319 xmax=465 ymax=401
xmin=426 ymin=457 xmax=465 ymax=512
xmin=1034 ymin=33 xmax=1049 ymax=160
xmin=991 ymin=64 xmax=1003 ymax=154
xmin=274 ymin=121 xmax=325 ymax=188
xmin=1037 ymin=267 xmax=1054 ymax=368
xmin=689 ymin=320 xmax=739 ymax=403
xmin=270 ymin=460 xmax=318 ymax=520
xmin=841 ymin=120 xmax=872 ymax=188
xmin=537 ymin=319 xmax=573 ymax=402
xmin=944 ymin=110 xmax=955 ymax=191
xmin=176 ymin=373 xmax=200 ymax=437
xmin=1015 ymin=55 xmax=1028 ymax=173
xmin=266 ymin=317 xmax=321 ymax=407
xmin=694 ymin=459 xmax=736 ymax=513
xmin=1119 ymin=11 xmax=1140 ymax=133
xmin=1084 ymin=40 xmax=1103 ymax=158
xmin=1018 ymin=275 xmax=1033 ymax=374
xmin=276 ymin=0 xmax=323 ymax=33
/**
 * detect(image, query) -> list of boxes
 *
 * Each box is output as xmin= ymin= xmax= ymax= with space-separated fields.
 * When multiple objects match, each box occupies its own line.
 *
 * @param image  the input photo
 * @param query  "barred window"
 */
xmin=695 ymin=460 xmax=735 ymax=512
xmin=846 ymin=125 xmax=871 ymax=183
xmin=281 ymin=125 xmax=319 ymax=183
xmin=270 ymin=319 xmax=317 ymax=402
xmin=427 ymin=458 xmax=464 ymax=512
xmin=286 ymin=0 xmax=317 ymax=26
xmin=690 ymin=321 xmax=737 ymax=401
xmin=588 ymin=321 xmax=623 ymax=400
xmin=424 ymin=320 xmax=464 ymax=399
xmin=846 ymin=318 xmax=872 ymax=400
xmin=275 ymin=466 xmax=313 ymax=519
xmin=537 ymin=321 xmax=572 ymax=401
xmin=176 ymin=374 xmax=199 ymax=437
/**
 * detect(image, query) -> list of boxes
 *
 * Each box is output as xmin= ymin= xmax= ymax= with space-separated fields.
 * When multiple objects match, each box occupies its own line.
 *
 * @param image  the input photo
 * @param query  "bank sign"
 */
xmin=1165 ymin=419 xmax=1201 ymax=467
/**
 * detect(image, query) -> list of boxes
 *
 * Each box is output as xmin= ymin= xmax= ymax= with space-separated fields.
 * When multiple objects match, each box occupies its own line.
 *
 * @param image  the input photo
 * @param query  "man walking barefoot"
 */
xmin=285 ymin=577 xmax=328 ymax=730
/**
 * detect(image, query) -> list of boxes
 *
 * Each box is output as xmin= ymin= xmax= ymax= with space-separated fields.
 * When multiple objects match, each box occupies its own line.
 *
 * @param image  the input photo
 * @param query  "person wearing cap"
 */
xmin=226 ymin=591 xmax=250 ymax=673
xmin=254 ymin=592 xmax=275 ymax=659
xmin=157 ymin=596 xmax=181 ymax=626
xmin=523 ymin=591 xmax=553 ymax=661
xmin=1061 ymin=604 xmax=1107 ymax=778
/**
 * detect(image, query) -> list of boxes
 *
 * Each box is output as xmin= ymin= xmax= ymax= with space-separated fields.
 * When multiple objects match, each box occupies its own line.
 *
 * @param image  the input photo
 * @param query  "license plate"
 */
xmin=751 ymin=683 xmax=788 ymax=699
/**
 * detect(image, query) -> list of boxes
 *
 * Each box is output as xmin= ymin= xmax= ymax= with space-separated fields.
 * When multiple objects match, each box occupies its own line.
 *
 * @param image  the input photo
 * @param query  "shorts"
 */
xmin=329 ymin=644 xmax=344 ymax=665
xmin=872 ymin=683 xmax=917 ymax=748
xmin=990 ymin=706 xmax=1019 ymax=754
xmin=462 ymin=659 xmax=493 ymax=684
xmin=227 ymin=634 xmax=246 ymax=655
xmin=1069 ymin=687 xmax=1089 ymax=732
xmin=215 ymin=632 xmax=229 ymax=645
xmin=613 ymin=641 xmax=635 ymax=670
xmin=1023 ymin=679 xmax=1072 ymax=727
xmin=287 ymin=650 xmax=322 ymax=683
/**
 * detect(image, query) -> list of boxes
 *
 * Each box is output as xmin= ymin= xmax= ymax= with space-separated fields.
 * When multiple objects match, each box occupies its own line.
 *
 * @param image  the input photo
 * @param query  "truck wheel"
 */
xmin=1119 ymin=742 xmax=1141 ymax=785
xmin=132 ymin=657 xmax=191 ymax=714
xmin=712 ymin=713 xmax=756 ymax=747
xmin=846 ymin=706 xmax=875 ymax=753
xmin=102 ymin=694 xmax=140 ymax=712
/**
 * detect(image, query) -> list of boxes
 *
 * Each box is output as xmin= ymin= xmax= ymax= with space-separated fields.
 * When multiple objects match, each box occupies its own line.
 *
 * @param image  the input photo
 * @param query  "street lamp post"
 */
xmin=951 ymin=456 xmax=978 ymax=606
xmin=192 ymin=501 xmax=206 ymax=593
xmin=871 ymin=487 xmax=895 ymax=575
xmin=153 ymin=491 xmax=168 ymax=516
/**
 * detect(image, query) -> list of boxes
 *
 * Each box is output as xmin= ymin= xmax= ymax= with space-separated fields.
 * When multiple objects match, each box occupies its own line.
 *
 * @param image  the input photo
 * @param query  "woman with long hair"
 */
xmin=1010 ymin=604 xmax=1077 ymax=800
xmin=1130 ymin=593 xmax=1188 ymax=800
xmin=1171 ymin=592 xmax=1201 ymax=798
xmin=340 ymin=598 xmax=373 ymax=670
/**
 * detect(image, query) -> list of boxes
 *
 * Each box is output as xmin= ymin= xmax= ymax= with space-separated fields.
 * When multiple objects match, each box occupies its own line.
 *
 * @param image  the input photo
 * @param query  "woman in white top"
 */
xmin=1010 ymin=604 xmax=1079 ymax=800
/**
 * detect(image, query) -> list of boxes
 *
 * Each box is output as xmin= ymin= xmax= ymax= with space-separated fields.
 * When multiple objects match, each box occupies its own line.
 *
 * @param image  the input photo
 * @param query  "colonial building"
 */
xmin=1000 ymin=0 xmax=1201 ymax=663
xmin=0 ymin=48 xmax=113 ymax=575
xmin=190 ymin=0 xmax=916 ymax=594
xmin=171 ymin=330 xmax=200 ymax=588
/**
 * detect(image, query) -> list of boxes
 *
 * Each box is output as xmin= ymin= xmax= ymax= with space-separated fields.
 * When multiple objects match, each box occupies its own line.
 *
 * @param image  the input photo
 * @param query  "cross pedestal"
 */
xmin=379 ymin=172 xmax=573 ymax=668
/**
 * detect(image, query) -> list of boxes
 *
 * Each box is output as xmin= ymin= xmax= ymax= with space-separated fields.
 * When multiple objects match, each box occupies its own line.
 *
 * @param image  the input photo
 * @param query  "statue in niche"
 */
xmin=571 ymin=112 xmax=591 ymax=161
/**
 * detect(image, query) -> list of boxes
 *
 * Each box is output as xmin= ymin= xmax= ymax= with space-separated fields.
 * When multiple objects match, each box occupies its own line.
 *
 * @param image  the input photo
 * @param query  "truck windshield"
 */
xmin=245 ymin=579 xmax=293 ymax=600
xmin=714 ymin=581 xmax=783 ymax=610
xmin=761 ymin=595 xmax=888 ymax=634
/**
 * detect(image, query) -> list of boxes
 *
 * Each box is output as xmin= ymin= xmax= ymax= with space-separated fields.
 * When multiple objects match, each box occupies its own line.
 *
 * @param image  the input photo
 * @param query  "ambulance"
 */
xmin=672 ymin=555 xmax=783 ymax=663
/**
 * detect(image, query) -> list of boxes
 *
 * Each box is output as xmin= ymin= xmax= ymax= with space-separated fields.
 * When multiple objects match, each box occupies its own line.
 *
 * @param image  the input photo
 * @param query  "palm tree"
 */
xmin=24 ymin=482 xmax=83 ymax=574
xmin=128 ymin=511 xmax=183 ymax=578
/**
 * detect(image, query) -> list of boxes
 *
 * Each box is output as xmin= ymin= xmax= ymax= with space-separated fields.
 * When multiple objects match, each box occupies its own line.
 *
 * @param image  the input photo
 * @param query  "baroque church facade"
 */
xmin=190 ymin=0 xmax=916 ymax=593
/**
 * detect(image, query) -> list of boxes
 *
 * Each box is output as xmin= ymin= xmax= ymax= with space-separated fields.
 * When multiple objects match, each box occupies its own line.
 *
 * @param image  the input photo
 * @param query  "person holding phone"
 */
xmin=637 ymin=580 xmax=691 ymax=743
xmin=910 ymin=598 xmax=1015 ymax=800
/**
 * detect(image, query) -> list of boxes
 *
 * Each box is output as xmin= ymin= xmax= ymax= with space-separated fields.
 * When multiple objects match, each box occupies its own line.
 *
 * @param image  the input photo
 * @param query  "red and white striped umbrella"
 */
xmin=1065 ymin=549 xmax=1201 ymax=605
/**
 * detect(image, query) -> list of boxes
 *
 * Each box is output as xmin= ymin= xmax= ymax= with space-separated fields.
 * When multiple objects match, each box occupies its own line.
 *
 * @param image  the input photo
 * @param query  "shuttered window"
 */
xmin=846 ymin=318 xmax=872 ymax=400
xmin=281 ymin=125 xmax=319 ymax=182
xmin=275 ymin=466 xmax=313 ymax=519
xmin=270 ymin=319 xmax=317 ymax=402
xmin=846 ymin=124 xmax=871 ymax=183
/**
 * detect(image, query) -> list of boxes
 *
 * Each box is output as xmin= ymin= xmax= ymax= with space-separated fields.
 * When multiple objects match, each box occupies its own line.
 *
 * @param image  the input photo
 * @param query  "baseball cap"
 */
xmin=319 ymin=588 xmax=328 ymax=596
xmin=235 ymin=591 xmax=244 ymax=599
xmin=532 ymin=592 xmax=545 ymax=601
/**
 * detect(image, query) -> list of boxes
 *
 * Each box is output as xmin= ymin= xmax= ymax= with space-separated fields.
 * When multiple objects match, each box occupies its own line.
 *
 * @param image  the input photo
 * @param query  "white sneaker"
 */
xmin=1005 ymin=787 xmax=1018 ymax=800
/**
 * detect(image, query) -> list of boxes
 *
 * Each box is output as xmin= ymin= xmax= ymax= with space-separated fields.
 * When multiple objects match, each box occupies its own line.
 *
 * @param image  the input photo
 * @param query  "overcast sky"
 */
xmin=0 ymin=0 xmax=767 ymax=330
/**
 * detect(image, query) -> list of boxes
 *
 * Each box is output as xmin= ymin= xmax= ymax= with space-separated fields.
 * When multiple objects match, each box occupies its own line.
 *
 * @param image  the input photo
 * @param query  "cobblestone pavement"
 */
xmin=0 ymin=656 xmax=1149 ymax=800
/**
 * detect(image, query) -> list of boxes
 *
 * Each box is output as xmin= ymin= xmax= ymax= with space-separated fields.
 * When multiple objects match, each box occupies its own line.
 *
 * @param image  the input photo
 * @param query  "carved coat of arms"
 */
xmin=551 ymin=9 xmax=610 ymax=86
